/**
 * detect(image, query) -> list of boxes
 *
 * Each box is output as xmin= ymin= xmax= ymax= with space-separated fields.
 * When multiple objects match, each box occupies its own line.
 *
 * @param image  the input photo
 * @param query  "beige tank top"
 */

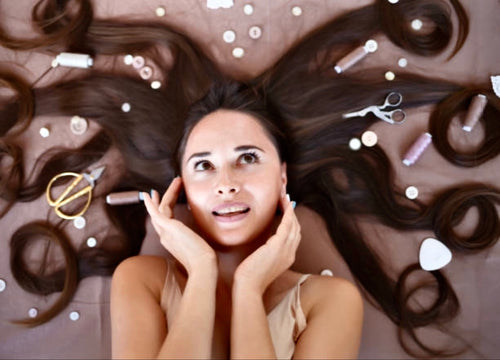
xmin=160 ymin=262 xmax=310 ymax=359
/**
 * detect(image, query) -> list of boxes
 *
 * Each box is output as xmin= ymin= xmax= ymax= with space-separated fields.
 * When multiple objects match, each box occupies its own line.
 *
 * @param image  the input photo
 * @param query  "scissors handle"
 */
xmin=46 ymin=172 xmax=93 ymax=219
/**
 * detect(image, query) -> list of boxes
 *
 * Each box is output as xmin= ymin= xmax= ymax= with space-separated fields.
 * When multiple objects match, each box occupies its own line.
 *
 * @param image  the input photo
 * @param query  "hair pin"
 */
xmin=463 ymin=94 xmax=487 ymax=132
xmin=334 ymin=39 xmax=378 ymax=74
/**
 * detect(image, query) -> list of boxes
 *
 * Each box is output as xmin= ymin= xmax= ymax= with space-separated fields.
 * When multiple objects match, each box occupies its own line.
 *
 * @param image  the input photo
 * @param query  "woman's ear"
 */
xmin=280 ymin=162 xmax=288 ymax=198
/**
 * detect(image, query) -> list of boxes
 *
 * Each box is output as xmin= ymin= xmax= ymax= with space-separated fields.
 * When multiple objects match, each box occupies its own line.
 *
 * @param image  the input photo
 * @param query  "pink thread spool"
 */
xmin=463 ymin=94 xmax=487 ymax=132
xmin=402 ymin=132 xmax=432 ymax=166
xmin=334 ymin=40 xmax=378 ymax=74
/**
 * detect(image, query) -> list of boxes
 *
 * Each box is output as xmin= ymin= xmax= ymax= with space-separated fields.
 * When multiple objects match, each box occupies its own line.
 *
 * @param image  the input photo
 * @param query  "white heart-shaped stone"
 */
xmin=206 ymin=0 xmax=234 ymax=9
xmin=491 ymin=75 xmax=500 ymax=98
xmin=419 ymin=237 xmax=452 ymax=271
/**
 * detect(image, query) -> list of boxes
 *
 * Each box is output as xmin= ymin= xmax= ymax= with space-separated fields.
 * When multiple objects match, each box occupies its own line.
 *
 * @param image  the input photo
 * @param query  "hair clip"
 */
xmin=463 ymin=94 xmax=487 ymax=132
xmin=402 ymin=132 xmax=432 ymax=166
xmin=334 ymin=39 xmax=378 ymax=74
xmin=53 ymin=52 xmax=94 ymax=69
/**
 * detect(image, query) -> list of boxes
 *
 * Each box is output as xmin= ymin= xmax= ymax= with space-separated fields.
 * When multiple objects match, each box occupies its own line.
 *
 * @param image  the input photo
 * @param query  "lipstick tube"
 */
xmin=106 ymin=191 xmax=144 ymax=205
xmin=462 ymin=94 xmax=487 ymax=132
xmin=402 ymin=132 xmax=432 ymax=166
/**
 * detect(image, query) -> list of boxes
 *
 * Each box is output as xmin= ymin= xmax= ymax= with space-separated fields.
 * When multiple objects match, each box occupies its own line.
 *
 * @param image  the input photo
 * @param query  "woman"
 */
xmin=110 ymin=82 xmax=363 ymax=359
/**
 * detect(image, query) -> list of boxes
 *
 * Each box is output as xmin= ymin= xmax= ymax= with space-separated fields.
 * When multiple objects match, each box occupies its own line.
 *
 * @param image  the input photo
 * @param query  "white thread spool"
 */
xmin=55 ymin=53 xmax=93 ymax=68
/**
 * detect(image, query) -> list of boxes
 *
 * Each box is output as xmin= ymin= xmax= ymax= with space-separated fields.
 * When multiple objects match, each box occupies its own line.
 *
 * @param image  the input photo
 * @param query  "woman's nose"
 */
xmin=216 ymin=169 xmax=240 ymax=195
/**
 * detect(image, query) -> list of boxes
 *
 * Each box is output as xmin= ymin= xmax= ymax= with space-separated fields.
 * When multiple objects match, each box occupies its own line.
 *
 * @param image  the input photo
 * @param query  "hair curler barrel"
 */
xmin=402 ymin=132 xmax=432 ymax=166
xmin=55 ymin=53 xmax=94 ymax=68
xmin=462 ymin=94 xmax=487 ymax=132
xmin=334 ymin=39 xmax=378 ymax=74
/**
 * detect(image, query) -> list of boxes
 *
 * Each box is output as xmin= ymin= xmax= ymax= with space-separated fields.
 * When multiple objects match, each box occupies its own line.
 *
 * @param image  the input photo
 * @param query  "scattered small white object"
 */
xmin=39 ymin=127 xmax=50 ymax=138
xmin=243 ymin=4 xmax=254 ymax=15
xmin=223 ymin=30 xmax=236 ymax=43
xmin=155 ymin=6 xmax=166 ymax=17
xmin=69 ymin=311 xmax=80 ymax=321
xmin=491 ymin=75 xmax=500 ymax=98
xmin=361 ymin=130 xmax=378 ymax=147
xmin=207 ymin=0 xmax=234 ymax=9
xmin=151 ymin=80 xmax=162 ymax=89
xmin=55 ymin=53 xmax=93 ymax=68
xmin=385 ymin=71 xmax=396 ymax=81
xmin=73 ymin=216 xmax=86 ymax=229
xmin=411 ymin=19 xmax=423 ymax=31
xmin=123 ymin=54 xmax=134 ymax=65
xmin=419 ymin=237 xmax=452 ymax=271
xmin=86 ymin=237 xmax=97 ymax=248
xmin=139 ymin=66 xmax=153 ymax=80
xmin=291 ymin=6 xmax=302 ymax=16
xmin=0 ymin=279 xmax=6 ymax=292
xmin=121 ymin=102 xmax=131 ymax=112
xmin=364 ymin=39 xmax=378 ymax=53
xmin=398 ymin=58 xmax=408 ymax=67
xmin=232 ymin=47 xmax=245 ymax=58
xmin=349 ymin=138 xmax=362 ymax=151
xmin=405 ymin=185 xmax=419 ymax=200
xmin=132 ymin=55 xmax=145 ymax=69
xmin=320 ymin=269 xmax=334 ymax=276
xmin=388 ymin=0 xmax=399 ymax=3
xmin=248 ymin=26 xmax=262 ymax=39
xmin=28 ymin=308 xmax=38 ymax=318
xmin=70 ymin=115 xmax=88 ymax=135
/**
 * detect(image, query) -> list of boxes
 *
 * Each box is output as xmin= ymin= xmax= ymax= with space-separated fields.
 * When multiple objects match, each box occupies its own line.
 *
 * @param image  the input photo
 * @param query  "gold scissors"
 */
xmin=45 ymin=166 xmax=106 ymax=220
xmin=342 ymin=92 xmax=406 ymax=124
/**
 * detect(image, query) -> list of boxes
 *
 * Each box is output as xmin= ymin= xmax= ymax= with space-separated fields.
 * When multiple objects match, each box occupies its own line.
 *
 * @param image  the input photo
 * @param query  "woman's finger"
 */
xmin=159 ymin=177 xmax=183 ymax=215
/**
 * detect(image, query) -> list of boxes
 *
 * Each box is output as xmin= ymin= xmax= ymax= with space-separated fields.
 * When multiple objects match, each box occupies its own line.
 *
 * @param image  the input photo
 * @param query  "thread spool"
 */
xmin=463 ymin=94 xmax=487 ymax=132
xmin=55 ymin=53 xmax=93 ymax=68
xmin=334 ymin=39 xmax=378 ymax=74
xmin=106 ymin=190 xmax=145 ymax=205
xmin=402 ymin=132 xmax=432 ymax=166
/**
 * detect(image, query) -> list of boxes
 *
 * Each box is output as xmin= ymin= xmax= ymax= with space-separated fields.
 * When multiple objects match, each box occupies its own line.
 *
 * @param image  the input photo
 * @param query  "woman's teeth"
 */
xmin=213 ymin=206 xmax=249 ymax=216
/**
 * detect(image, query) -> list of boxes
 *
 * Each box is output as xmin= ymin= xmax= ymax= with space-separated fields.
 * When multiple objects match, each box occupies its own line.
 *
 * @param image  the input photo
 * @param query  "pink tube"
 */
xmin=402 ymin=132 xmax=432 ymax=166
xmin=463 ymin=94 xmax=487 ymax=132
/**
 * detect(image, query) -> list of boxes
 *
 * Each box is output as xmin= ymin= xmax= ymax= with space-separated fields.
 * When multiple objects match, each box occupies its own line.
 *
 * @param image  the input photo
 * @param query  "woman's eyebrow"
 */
xmin=187 ymin=151 xmax=211 ymax=162
xmin=234 ymin=145 xmax=265 ymax=152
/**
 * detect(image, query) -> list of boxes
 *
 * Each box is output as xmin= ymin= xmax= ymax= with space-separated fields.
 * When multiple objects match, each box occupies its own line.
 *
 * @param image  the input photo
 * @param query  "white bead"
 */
xmin=73 ymin=216 xmax=86 ymax=229
xmin=364 ymin=39 xmax=378 ymax=53
xmin=151 ymin=80 xmax=162 ymax=89
xmin=243 ymin=4 xmax=254 ymax=15
xmin=411 ymin=19 xmax=423 ymax=31
xmin=349 ymin=138 xmax=362 ymax=151
xmin=385 ymin=71 xmax=395 ymax=81
xmin=320 ymin=269 xmax=334 ymax=276
xmin=291 ymin=6 xmax=302 ymax=16
xmin=232 ymin=47 xmax=245 ymax=58
xmin=39 ymin=127 xmax=50 ymax=138
xmin=123 ymin=54 xmax=134 ymax=65
xmin=361 ymin=130 xmax=378 ymax=147
xmin=248 ymin=26 xmax=262 ymax=39
xmin=69 ymin=311 xmax=80 ymax=321
xmin=70 ymin=116 xmax=88 ymax=135
xmin=223 ymin=30 xmax=236 ymax=43
xmin=398 ymin=58 xmax=408 ymax=68
xmin=405 ymin=186 xmax=419 ymax=200
xmin=0 ymin=279 xmax=6 ymax=292
xmin=28 ymin=307 xmax=38 ymax=318
xmin=121 ymin=102 xmax=131 ymax=112
xmin=388 ymin=0 xmax=399 ymax=3
xmin=86 ymin=237 xmax=97 ymax=248
xmin=155 ymin=6 xmax=166 ymax=17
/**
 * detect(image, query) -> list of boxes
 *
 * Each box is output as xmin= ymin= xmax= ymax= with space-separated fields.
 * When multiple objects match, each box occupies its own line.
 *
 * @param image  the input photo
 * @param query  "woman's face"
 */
xmin=181 ymin=109 xmax=287 ymax=247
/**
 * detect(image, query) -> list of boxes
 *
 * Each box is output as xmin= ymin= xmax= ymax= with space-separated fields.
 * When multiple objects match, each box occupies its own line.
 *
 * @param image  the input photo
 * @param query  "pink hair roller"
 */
xmin=462 ymin=94 xmax=487 ymax=132
xmin=402 ymin=132 xmax=432 ymax=166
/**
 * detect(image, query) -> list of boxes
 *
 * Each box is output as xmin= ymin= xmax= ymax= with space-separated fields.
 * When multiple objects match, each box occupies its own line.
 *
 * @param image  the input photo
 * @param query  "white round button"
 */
xmin=349 ymin=138 xmax=362 ymax=151
xmin=291 ymin=6 xmax=302 ymax=16
xmin=361 ymin=130 xmax=378 ymax=147
xmin=385 ymin=71 xmax=395 ymax=81
xmin=248 ymin=26 xmax=262 ymax=39
xmin=0 ymin=279 xmax=6 ymax=292
xmin=28 ymin=307 xmax=38 ymax=318
xmin=132 ymin=55 xmax=145 ymax=69
xmin=411 ymin=19 xmax=423 ymax=31
xmin=139 ymin=66 xmax=153 ymax=80
xmin=243 ymin=4 xmax=254 ymax=15
xmin=320 ymin=269 xmax=334 ymax=276
xmin=69 ymin=311 xmax=80 ymax=321
xmin=398 ymin=58 xmax=408 ymax=68
xmin=121 ymin=102 xmax=131 ymax=112
xmin=123 ymin=54 xmax=134 ymax=65
xmin=73 ymin=216 xmax=86 ymax=229
xmin=222 ymin=30 xmax=236 ymax=43
xmin=70 ymin=116 xmax=88 ymax=135
xmin=86 ymin=237 xmax=97 ymax=248
xmin=364 ymin=39 xmax=378 ymax=53
xmin=39 ymin=127 xmax=50 ymax=138
xmin=232 ymin=47 xmax=245 ymax=58
xmin=405 ymin=186 xmax=419 ymax=200
xmin=151 ymin=80 xmax=162 ymax=89
xmin=155 ymin=6 xmax=166 ymax=17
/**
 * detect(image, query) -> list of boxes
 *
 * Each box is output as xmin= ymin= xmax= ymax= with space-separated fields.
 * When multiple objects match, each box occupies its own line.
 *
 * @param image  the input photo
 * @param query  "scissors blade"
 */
xmin=83 ymin=166 xmax=106 ymax=186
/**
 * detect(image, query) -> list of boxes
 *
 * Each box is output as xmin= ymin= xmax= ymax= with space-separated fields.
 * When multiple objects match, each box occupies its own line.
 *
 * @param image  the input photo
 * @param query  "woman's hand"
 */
xmin=142 ymin=177 xmax=216 ymax=275
xmin=234 ymin=194 xmax=301 ymax=295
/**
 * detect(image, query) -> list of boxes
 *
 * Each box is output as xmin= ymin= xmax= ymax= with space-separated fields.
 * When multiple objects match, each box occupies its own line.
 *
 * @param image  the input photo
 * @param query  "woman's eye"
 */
xmin=194 ymin=160 xmax=213 ymax=171
xmin=239 ymin=152 xmax=259 ymax=164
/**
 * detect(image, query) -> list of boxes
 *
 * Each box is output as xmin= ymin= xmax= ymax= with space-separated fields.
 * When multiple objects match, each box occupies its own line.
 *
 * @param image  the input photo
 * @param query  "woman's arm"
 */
xmin=111 ymin=255 xmax=218 ymax=359
xmin=293 ymin=276 xmax=364 ymax=359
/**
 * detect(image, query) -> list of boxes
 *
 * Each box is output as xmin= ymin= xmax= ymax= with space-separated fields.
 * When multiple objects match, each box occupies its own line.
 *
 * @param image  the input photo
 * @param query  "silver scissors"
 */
xmin=46 ymin=166 xmax=106 ymax=219
xmin=342 ymin=92 xmax=406 ymax=124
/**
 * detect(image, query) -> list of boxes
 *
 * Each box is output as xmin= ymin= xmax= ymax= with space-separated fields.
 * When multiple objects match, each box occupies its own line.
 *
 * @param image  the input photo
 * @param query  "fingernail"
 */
xmin=291 ymin=201 xmax=296 ymax=209
xmin=138 ymin=192 xmax=145 ymax=201
xmin=286 ymin=193 xmax=291 ymax=202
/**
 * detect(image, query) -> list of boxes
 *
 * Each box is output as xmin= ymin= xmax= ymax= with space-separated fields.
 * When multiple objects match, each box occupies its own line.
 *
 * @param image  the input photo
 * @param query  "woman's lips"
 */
xmin=212 ymin=202 xmax=250 ymax=222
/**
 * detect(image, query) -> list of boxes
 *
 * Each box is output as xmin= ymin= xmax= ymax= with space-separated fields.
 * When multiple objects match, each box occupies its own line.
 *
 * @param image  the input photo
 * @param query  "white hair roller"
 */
xmin=54 ymin=52 xmax=94 ymax=68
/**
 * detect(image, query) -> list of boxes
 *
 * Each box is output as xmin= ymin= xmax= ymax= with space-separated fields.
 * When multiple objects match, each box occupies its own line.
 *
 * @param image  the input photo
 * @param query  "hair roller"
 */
xmin=429 ymin=89 xmax=500 ymax=167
